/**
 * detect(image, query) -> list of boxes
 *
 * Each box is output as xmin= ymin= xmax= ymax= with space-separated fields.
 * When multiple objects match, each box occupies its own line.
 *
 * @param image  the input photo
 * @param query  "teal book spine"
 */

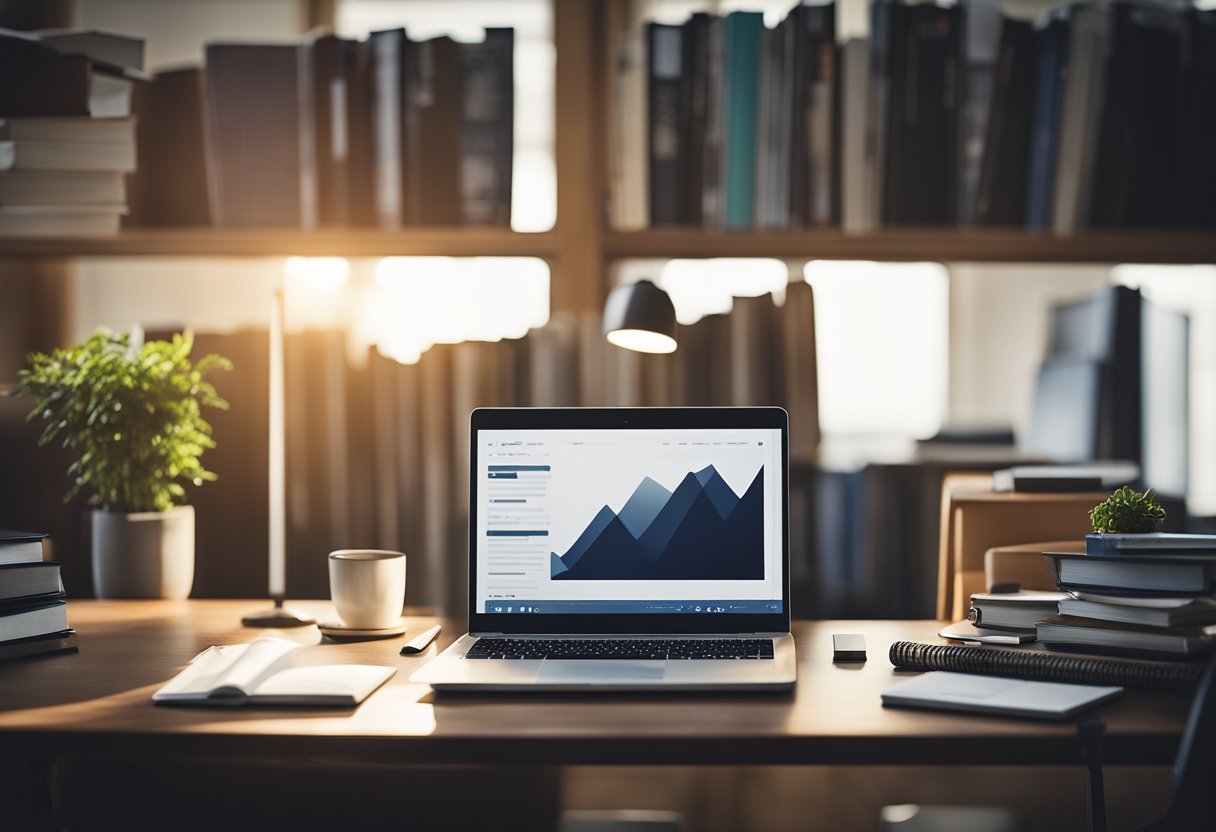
xmin=722 ymin=11 xmax=763 ymax=229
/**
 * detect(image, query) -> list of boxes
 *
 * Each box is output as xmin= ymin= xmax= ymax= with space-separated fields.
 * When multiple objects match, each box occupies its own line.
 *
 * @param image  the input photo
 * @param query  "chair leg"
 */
xmin=1078 ymin=718 xmax=1107 ymax=832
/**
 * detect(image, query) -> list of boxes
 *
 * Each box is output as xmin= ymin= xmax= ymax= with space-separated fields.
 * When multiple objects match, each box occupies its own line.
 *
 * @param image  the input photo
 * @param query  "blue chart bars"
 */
xmin=551 ymin=465 xmax=764 ymax=581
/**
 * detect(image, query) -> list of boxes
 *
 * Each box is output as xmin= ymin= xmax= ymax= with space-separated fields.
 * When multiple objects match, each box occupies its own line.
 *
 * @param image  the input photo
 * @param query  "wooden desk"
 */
xmin=0 ymin=600 xmax=1189 ymax=766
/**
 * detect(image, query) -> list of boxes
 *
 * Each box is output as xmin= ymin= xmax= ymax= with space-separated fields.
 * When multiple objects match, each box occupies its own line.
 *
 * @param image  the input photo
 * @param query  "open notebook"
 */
xmin=153 ymin=637 xmax=395 ymax=707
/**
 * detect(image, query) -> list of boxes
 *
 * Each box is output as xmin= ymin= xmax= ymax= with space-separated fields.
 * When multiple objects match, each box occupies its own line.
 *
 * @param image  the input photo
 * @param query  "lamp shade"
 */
xmin=602 ymin=279 xmax=678 ymax=353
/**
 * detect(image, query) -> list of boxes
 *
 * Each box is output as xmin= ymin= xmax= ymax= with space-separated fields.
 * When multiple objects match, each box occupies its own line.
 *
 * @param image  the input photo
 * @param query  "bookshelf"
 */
xmin=4 ymin=228 xmax=1215 ymax=265
xmin=604 ymin=229 xmax=1216 ymax=264
xmin=0 ymin=228 xmax=560 ymax=259
xmin=3 ymin=0 xmax=1215 ymax=314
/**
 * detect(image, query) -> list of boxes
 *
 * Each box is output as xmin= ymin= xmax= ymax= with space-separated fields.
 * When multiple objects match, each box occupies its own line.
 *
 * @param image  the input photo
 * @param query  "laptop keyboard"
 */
xmin=465 ymin=638 xmax=775 ymax=661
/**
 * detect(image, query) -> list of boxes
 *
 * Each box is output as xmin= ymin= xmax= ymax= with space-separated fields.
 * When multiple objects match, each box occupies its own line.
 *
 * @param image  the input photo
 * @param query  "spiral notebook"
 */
xmin=889 ymin=641 xmax=1205 ymax=694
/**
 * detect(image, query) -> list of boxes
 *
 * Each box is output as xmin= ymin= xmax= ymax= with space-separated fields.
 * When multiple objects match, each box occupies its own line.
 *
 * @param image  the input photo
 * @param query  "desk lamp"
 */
xmin=602 ymin=279 xmax=678 ymax=353
xmin=243 ymin=284 xmax=313 ymax=627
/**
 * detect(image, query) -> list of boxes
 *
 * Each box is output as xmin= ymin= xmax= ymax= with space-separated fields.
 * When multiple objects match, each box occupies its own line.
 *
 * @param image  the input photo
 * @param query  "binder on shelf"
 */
xmin=1089 ymin=4 xmax=1187 ymax=229
xmin=975 ymin=18 xmax=1036 ymax=227
xmin=127 ymin=67 xmax=210 ymax=227
xmin=956 ymin=0 xmax=1003 ymax=227
xmin=1024 ymin=8 xmax=1068 ymax=231
xmin=404 ymin=36 xmax=462 ymax=226
xmin=203 ymin=43 xmax=303 ymax=228
xmin=368 ymin=28 xmax=409 ymax=229
xmin=881 ymin=2 xmax=960 ymax=226
xmin=679 ymin=13 xmax=713 ymax=226
xmin=299 ymin=32 xmax=361 ymax=228
xmin=787 ymin=3 xmax=836 ymax=229
xmin=840 ymin=38 xmax=871 ymax=232
xmin=610 ymin=31 xmax=648 ymax=230
xmin=459 ymin=28 xmax=513 ymax=227
xmin=647 ymin=22 xmax=684 ymax=227
xmin=1051 ymin=5 xmax=1111 ymax=235
xmin=720 ymin=11 xmax=762 ymax=229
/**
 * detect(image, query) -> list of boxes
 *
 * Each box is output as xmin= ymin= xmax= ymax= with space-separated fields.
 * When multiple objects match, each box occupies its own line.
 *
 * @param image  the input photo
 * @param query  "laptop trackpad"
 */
xmin=537 ymin=660 xmax=666 ymax=684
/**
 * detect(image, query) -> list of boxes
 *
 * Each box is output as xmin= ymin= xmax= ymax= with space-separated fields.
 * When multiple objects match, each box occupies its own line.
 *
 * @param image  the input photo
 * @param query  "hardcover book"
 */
xmin=1045 ymin=551 xmax=1216 ymax=596
xmin=881 ymin=2 xmax=960 ymax=226
xmin=203 ymin=43 xmax=303 ymax=227
xmin=368 ymin=28 xmax=409 ymax=228
xmin=0 ymin=531 xmax=46 ymax=566
xmin=404 ymin=36 xmax=462 ymax=225
xmin=720 ymin=11 xmax=762 ymax=229
xmin=1037 ymin=615 xmax=1216 ymax=659
xmin=459 ymin=28 xmax=513 ymax=226
xmin=647 ymin=22 xmax=684 ymax=226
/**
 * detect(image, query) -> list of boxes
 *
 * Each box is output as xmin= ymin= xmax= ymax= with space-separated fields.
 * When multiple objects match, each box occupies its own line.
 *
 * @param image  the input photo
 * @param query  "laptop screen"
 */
xmin=472 ymin=418 xmax=785 ymax=625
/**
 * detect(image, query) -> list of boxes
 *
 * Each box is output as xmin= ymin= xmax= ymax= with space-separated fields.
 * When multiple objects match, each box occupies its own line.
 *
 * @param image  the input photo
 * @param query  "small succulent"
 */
xmin=1089 ymin=486 xmax=1166 ymax=534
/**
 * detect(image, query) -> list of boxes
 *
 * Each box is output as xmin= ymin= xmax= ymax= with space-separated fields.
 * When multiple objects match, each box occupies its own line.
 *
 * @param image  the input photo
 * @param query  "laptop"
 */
xmin=409 ymin=407 xmax=796 ymax=691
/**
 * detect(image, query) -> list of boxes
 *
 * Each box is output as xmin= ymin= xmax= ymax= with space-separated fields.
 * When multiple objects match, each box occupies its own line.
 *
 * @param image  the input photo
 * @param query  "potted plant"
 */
xmin=1089 ymin=486 xmax=1167 ymax=534
xmin=11 ymin=329 xmax=230 ymax=598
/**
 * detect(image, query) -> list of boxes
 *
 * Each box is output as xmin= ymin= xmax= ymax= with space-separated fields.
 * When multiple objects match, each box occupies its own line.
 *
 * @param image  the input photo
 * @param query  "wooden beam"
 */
xmin=303 ymin=0 xmax=337 ymax=31
xmin=553 ymin=0 xmax=606 ymax=315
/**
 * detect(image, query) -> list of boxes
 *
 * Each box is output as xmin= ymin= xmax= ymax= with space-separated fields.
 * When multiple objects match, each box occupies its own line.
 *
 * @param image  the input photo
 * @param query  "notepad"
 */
xmin=881 ymin=671 xmax=1122 ymax=720
xmin=152 ymin=637 xmax=395 ymax=706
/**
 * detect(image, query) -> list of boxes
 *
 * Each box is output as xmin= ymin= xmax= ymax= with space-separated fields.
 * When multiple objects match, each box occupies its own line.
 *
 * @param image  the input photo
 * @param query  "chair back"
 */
xmin=1162 ymin=653 xmax=1216 ymax=830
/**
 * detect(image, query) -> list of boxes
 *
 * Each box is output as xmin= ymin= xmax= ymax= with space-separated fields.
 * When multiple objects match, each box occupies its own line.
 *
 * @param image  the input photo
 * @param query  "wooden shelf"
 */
xmin=4 ymin=227 xmax=1212 ymax=265
xmin=604 ymin=228 xmax=1216 ymax=264
xmin=0 ymin=228 xmax=560 ymax=259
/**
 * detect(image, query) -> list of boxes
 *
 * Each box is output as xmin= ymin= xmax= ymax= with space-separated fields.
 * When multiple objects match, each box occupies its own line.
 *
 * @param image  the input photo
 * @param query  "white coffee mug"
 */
xmin=328 ymin=549 xmax=406 ymax=629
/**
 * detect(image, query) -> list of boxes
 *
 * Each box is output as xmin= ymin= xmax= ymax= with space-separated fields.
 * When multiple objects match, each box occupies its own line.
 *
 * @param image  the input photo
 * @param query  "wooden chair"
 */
xmin=937 ymin=473 xmax=1106 ymax=620
xmin=984 ymin=539 xmax=1086 ymax=592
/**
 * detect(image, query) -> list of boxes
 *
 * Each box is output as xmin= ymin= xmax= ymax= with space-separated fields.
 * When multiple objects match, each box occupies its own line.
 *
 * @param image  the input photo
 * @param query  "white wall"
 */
xmin=79 ymin=0 xmax=304 ymax=70
xmin=947 ymin=264 xmax=1111 ymax=439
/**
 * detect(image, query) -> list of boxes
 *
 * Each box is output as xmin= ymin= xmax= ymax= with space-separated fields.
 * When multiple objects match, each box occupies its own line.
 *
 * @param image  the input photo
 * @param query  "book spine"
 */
xmin=975 ymin=19 xmax=1036 ymax=226
xmin=459 ymin=29 xmax=514 ymax=226
xmin=203 ymin=44 xmax=303 ymax=228
xmin=883 ymin=3 xmax=960 ymax=226
xmin=1025 ymin=16 xmax=1066 ymax=230
xmin=680 ymin=14 xmax=710 ymax=226
xmin=701 ymin=17 xmax=724 ymax=227
xmin=405 ymin=36 xmax=463 ymax=226
xmin=647 ymin=23 xmax=684 ymax=226
xmin=368 ymin=29 xmax=406 ymax=229
xmin=889 ymin=640 xmax=1203 ymax=693
xmin=721 ymin=12 xmax=763 ymax=229
xmin=867 ymin=0 xmax=893 ymax=229
xmin=610 ymin=33 xmax=649 ymax=230
xmin=805 ymin=5 xmax=837 ymax=227
xmin=345 ymin=40 xmax=376 ymax=227
xmin=956 ymin=0 xmax=1003 ymax=227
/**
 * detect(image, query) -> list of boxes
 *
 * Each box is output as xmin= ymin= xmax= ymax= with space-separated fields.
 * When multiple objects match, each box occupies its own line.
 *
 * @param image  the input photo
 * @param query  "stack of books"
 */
xmin=0 ymin=530 xmax=75 ymax=662
xmin=0 ymin=27 xmax=141 ymax=235
xmin=1040 ymin=533 xmax=1216 ymax=659
xmin=938 ymin=588 xmax=1068 ymax=644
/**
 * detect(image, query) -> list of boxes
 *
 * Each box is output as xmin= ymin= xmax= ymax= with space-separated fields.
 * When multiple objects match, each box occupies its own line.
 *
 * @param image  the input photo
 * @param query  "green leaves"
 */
xmin=9 ymin=330 xmax=231 ymax=513
xmin=1089 ymin=486 xmax=1167 ymax=534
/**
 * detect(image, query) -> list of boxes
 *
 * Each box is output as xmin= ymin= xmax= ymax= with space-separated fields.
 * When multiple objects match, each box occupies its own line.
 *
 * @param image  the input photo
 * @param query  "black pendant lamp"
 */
xmin=602 ymin=279 xmax=678 ymax=354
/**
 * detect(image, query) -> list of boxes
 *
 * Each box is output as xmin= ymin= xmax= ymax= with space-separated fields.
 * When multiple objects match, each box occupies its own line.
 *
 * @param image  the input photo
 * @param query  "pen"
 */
xmin=400 ymin=624 xmax=442 ymax=655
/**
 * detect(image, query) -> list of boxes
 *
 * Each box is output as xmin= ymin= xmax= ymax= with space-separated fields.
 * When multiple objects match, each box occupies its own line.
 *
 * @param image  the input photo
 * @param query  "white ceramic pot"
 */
xmin=91 ymin=506 xmax=195 ymax=599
